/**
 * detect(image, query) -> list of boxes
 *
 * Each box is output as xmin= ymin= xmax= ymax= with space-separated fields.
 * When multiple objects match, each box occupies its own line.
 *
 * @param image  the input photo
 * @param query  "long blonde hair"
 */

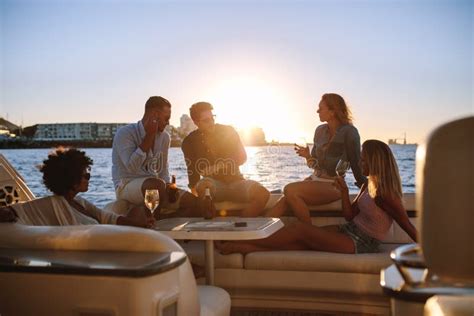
xmin=363 ymin=140 xmax=402 ymax=200
xmin=321 ymin=93 xmax=353 ymax=125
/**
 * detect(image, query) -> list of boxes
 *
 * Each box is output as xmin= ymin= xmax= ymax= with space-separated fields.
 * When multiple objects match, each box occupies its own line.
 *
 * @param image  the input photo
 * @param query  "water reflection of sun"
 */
xmin=207 ymin=76 xmax=303 ymax=142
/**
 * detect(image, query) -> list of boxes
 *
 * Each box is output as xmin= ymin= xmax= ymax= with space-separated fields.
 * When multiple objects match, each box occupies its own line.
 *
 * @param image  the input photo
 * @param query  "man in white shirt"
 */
xmin=112 ymin=96 xmax=198 ymax=217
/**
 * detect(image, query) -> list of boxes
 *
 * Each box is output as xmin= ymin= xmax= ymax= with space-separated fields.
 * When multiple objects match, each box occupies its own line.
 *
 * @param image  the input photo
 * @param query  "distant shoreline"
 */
xmin=0 ymin=139 xmax=415 ymax=150
xmin=0 ymin=139 xmax=116 ymax=149
xmin=0 ymin=139 xmax=272 ymax=149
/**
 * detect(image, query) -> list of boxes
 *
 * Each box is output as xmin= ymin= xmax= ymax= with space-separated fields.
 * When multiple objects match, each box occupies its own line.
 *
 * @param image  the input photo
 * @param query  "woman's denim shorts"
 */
xmin=339 ymin=222 xmax=380 ymax=254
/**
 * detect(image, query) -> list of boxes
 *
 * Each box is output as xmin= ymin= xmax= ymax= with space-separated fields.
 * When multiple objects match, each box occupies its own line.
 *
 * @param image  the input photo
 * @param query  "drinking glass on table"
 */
xmin=144 ymin=189 xmax=160 ymax=214
xmin=335 ymin=159 xmax=351 ymax=177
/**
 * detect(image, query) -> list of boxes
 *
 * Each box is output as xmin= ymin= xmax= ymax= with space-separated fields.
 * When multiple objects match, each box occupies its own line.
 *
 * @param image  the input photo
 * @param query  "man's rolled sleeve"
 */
xmin=158 ymin=135 xmax=171 ymax=183
xmin=116 ymin=130 xmax=147 ymax=174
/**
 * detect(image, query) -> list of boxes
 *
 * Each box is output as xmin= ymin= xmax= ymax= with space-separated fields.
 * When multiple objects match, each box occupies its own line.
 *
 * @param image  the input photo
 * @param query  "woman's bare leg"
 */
xmin=217 ymin=222 xmax=355 ymax=254
xmin=265 ymin=196 xmax=289 ymax=218
xmin=216 ymin=241 xmax=274 ymax=254
xmin=284 ymin=181 xmax=341 ymax=223
xmin=217 ymin=240 xmax=307 ymax=255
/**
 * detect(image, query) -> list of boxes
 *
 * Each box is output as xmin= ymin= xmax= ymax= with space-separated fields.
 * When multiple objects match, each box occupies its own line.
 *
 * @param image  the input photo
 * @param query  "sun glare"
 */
xmin=207 ymin=76 xmax=303 ymax=142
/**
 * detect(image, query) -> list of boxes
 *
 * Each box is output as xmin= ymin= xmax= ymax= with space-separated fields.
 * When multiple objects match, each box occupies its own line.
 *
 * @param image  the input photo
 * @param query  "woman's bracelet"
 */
xmin=306 ymin=157 xmax=317 ymax=168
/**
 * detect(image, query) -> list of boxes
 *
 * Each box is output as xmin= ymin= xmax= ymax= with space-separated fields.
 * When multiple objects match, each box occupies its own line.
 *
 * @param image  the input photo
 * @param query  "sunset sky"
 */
xmin=1 ymin=0 xmax=472 ymax=144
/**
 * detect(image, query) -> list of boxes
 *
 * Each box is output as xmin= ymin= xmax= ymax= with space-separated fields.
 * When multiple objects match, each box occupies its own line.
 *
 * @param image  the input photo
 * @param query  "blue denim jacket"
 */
xmin=309 ymin=124 xmax=366 ymax=187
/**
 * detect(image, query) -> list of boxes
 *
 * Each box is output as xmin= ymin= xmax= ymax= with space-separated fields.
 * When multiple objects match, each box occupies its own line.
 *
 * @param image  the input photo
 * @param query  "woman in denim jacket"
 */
xmin=267 ymin=93 xmax=366 ymax=223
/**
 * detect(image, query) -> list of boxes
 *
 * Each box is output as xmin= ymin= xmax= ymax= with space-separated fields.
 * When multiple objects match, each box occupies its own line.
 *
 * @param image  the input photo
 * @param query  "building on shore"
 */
xmin=178 ymin=114 xmax=197 ymax=137
xmin=2 ymin=119 xmax=269 ymax=148
xmin=34 ymin=123 xmax=128 ymax=141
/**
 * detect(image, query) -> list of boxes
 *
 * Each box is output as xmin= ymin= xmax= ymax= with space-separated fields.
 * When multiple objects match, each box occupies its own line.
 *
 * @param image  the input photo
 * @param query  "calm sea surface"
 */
xmin=2 ymin=145 xmax=416 ymax=208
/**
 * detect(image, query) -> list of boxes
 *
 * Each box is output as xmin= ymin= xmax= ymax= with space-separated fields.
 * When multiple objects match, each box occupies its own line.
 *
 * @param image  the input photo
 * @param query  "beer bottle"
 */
xmin=203 ymin=188 xmax=215 ymax=219
xmin=168 ymin=175 xmax=178 ymax=203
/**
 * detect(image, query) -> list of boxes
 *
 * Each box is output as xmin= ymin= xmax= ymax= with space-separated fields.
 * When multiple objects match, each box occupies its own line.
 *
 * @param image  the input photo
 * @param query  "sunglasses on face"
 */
xmin=82 ymin=172 xmax=91 ymax=180
xmin=200 ymin=115 xmax=216 ymax=123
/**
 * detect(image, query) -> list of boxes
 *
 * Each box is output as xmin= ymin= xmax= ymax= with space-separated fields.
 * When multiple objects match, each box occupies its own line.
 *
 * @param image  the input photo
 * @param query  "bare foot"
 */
xmin=214 ymin=241 xmax=230 ymax=253
xmin=215 ymin=240 xmax=242 ymax=254
xmin=216 ymin=240 xmax=268 ymax=255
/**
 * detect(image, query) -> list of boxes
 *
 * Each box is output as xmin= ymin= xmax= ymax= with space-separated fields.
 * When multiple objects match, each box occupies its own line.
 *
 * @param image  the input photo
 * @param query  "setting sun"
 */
xmin=206 ymin=76 xmax=305 ymax=142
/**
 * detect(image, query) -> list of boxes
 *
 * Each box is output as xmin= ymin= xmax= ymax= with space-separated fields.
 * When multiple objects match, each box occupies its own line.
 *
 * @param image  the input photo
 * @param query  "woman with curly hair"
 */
xmin=218 ymin=140 xmax=417 ymax=254
xmin=3 ymin=147 xmax=154 ymax=228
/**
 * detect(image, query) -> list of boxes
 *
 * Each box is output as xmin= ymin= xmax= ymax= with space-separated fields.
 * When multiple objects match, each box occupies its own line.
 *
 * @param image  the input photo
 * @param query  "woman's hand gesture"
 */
xmin=294 ymin=144 xmax=310 ymax=159
xmin=333 ymin=176 xmax=349 ymax=195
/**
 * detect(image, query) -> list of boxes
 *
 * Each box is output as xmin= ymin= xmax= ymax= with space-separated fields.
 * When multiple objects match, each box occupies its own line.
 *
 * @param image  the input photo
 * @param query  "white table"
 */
xmin=154 ymin=217 xmax=283 ymax=285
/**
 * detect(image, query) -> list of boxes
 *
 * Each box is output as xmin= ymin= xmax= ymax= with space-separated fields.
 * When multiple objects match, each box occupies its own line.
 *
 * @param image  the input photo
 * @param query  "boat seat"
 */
xmin=0 ymin=223 xmax=231 ymax=316
xmin=243 ymin=244 xmax=400 ymax=274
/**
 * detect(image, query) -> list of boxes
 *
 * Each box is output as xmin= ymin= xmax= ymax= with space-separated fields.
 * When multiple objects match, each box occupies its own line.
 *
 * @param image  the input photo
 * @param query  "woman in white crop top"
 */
xmin=217 ymin=140 xmax=417 ymax=254
xmin=0 ymin=147 xmax=155 ymax=228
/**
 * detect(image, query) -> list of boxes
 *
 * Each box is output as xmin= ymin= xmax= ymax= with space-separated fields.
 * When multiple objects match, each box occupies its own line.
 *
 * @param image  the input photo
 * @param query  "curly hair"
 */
xmin=40 ymin=147 xmax=93 ymax=196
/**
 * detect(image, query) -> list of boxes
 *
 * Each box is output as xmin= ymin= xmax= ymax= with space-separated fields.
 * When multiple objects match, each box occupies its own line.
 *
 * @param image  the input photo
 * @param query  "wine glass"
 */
xmin=335 ymin=159 xmax=351 ymax=177
xmin=294 ymin=136 xmax=309 ymax=158
xmin=144 ymin=189 xmax=160 ymax=214
xmin=294 ymin=136 xmax=308 ymax=150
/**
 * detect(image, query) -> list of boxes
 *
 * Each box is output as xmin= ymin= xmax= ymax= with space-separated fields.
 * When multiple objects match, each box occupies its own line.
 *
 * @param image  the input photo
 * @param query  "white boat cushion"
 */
xmin=244 ymin=244 xmax=401 ymax=274
xmin=0 ymin=223 xmax=182 ymax=252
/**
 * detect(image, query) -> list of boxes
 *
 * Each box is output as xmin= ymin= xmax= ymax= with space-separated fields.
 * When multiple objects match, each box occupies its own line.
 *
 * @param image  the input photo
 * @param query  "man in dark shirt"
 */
xmin=181 ymin=102 xmax=270 ymax=217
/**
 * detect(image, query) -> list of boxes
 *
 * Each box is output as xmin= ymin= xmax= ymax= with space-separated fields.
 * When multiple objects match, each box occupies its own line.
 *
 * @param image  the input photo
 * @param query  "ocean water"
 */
xmin=1 ymin=145 xmax=416 ymax=208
